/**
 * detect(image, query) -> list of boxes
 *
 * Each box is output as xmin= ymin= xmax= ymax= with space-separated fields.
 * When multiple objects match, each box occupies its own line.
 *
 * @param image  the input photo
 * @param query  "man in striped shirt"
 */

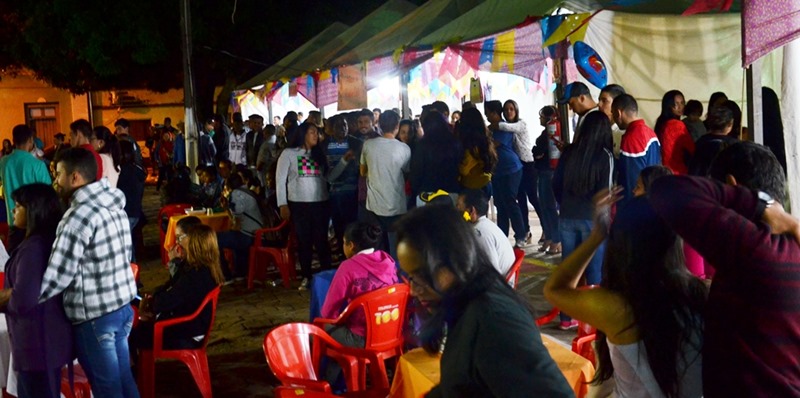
xmin=39 ymin=147 xmax=139 ymax=397
xmin=650 ymin=145 xmax=800 ymax=397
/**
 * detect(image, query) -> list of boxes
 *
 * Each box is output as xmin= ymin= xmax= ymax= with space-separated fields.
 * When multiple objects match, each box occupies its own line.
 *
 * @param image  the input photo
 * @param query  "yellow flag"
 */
xmin=542 ymin=13 xmax=591 ymax=47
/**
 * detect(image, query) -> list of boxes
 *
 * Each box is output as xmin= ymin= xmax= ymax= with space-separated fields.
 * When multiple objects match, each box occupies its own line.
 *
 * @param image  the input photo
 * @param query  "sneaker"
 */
xmin=559 ymin=320 xmax=579 ymax=330
xmin=297 ymin=278 xmax=309 ymax=291
xmin=233 ymin=277 xmax=246 ymax=283
xmin=514 ymin=240 xmax=526 ymax=249
xmin=222 ymin=278 xmax=234 ymax=286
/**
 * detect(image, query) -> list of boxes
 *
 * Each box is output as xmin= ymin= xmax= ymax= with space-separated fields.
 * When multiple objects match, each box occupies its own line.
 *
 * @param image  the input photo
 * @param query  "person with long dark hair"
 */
xmin=533 ymin=106 xmax=561 ymax=255
xmin=410 ymin=112 xmax=463 ymax=205
xmin=762 ymin=87 xmax=786 ymax=174
xmin=395 ymin=205 xmax=573 ymax=397
xmin=500 ymin=99 xmax=540 ymax=246
xmin=545 ymin=190 xmax=705 ymax=398
xmin=117 ymin=140 xmax=145 ymax=261
xmin=655 ymin=90 xmax=695 ymax=175
xmin=1 ymin=139 xmax=13 ymax=157
xmin=719 ymin=100 xmax=744 ymax=139
xmin=552 ymin=111 xmax=614 ymax=329
xmin=276 ymin=122 xmax=331 ymax=290
xmin=91 ymin=126 xmax=120 ymax=188
xmin=321 ymin=222 xmax=398 ymax=348
xmin=457 ymin=108 xmax=497 ymax=193
xmin=705 ymin=92 xmax=728 ymax=120
xmin=397 ymin=119 xmax=419 ymax=149
xmin=0 ymin=184 xmax=71 ymax=398
xmin=484 ymin=100 xmax=525 ymax=247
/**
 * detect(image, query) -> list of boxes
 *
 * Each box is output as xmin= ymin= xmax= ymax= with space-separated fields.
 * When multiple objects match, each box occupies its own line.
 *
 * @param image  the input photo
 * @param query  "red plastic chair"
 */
xmin=264 ymin=323 xmax=388 ymax=396
xmin=60 ymin=364 xmax=92 ymax=398
xmin=570 ymin=285 xmax=599 ymax=365
xmin=571 ymin=319 xmax=598 ymax=366
xmin=313 ymin=284 xmax=410 ymax=390
xmin=274 ymin=386 xmax=387 ymax=398
xmin=131 ymin=262 xmax=140 ymax=281
xmin=131 ymin=263 xmax=141 ymax=328
xmin=248 ymin=220 xmax=297 ymax=289
xmin=505 ymin=248 xmax=525 ymax=288
xmin=535 ymin=307 xmax=559 ymax=327
xmin=137 ymin=285 xmax=221 ymax=398
xmin=158 ymin=203 xmax=193 ymax=265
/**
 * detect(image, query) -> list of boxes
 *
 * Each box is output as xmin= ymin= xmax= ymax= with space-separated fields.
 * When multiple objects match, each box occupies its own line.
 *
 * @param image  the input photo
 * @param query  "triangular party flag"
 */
xmin=478 ymin=38 xmax=495 ymax=66
xmin=542 ymin=13 xmax=591 ymax=47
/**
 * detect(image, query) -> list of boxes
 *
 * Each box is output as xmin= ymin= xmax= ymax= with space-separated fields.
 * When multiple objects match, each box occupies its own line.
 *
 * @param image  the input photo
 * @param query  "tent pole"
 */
xmin=554 ymin=58 xmax=571 ymax=145
xmin=746 ymin=60 xmax=763 ymax=144
xmin=180 ymin=0 xmax=198 ymax=183
xmin=744 ymin=9 xmax=763 ymax=144
xmin=267 ymin=99 xmax=273 ymax=124
xmin=401 ymin=69 xmax=411 ymax=119
xmin=783 ymin=39 xmax=800 ymax=214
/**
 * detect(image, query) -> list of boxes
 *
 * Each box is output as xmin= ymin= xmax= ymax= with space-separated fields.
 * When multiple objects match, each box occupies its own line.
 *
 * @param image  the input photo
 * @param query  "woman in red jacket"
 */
xmin=654 ymin=90 xmax=695 ymax=175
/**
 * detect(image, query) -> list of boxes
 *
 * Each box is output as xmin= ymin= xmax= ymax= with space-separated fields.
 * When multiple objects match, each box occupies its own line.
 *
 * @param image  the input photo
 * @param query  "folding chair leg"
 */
xmin=182 ymin=353 xmax=212 ymax=398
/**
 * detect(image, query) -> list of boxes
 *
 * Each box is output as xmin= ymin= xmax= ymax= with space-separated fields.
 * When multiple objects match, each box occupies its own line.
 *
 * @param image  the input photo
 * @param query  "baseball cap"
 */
xmin=557 ymin=82 xmax=591 ymax=104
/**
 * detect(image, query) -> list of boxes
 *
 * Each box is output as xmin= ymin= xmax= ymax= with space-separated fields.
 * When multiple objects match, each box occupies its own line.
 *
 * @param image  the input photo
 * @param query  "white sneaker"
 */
xmin=298 ymin=278 xmax=309 ymax=291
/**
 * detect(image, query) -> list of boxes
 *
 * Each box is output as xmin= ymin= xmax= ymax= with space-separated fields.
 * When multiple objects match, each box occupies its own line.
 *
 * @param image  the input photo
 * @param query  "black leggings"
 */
xmin=289 ymin=201 xmax=332 ymax=279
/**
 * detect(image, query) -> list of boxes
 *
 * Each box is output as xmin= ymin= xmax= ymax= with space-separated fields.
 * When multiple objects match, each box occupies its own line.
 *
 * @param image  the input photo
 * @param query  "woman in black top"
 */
xmin=552 ymin=111 xmax=614 ymax=329
xmin=410 ymin=113 xmax=463 ymax=203
xmin=533 ymin=106 xmax=561 ymax=255
xmin=395 ymin=205 xmax=573 ymax=398
xmin=131 ymin=225 xmax=224 ymax=351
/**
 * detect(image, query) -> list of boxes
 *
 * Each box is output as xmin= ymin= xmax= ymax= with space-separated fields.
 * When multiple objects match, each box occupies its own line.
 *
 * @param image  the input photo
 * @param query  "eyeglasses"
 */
xmin=404 ymin=274 xmax=432 ymax=292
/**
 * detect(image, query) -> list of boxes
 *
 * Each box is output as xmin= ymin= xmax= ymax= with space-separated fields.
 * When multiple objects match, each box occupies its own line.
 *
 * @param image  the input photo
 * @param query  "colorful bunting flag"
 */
xmin=682 ymin=0 xmax=734 ymax=16
xmin=541 ymin=13 xmax=591 ymax=47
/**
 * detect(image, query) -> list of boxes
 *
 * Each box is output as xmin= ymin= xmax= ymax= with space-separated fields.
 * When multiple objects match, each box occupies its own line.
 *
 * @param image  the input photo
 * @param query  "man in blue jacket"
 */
xmin=612 ymin=94 xmax=661 ymax=202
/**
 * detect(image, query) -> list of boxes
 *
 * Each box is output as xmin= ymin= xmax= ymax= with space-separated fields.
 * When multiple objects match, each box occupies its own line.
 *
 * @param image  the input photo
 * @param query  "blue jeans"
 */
xmin=74 ymin=305 xmax=140 ymax=398
xmin=558 ymin=218 xmax=605 ymax=322
xmin=537 ymin=171 xmax=560 ymax=244
xmin=371 ymin=212 xmax=402 ymax=263
xmin=218 ymin=230 xmax=255 ymax=279
xmin=517 ymin=162 xmax=541 ymax=234
xmin=329 ymin=190 xmax=358 ymax=254
xmin=493 ymin=170 xmax=526 ymax=242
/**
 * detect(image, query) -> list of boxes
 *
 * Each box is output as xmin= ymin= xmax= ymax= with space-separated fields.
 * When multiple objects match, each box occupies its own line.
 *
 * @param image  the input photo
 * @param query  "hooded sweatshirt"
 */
xmin=320 ymin=249 xmax=399 ymax=337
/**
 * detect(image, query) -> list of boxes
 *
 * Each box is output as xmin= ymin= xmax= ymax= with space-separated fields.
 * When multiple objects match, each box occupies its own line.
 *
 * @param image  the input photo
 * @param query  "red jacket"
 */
xmin=658 ymin=119 xmax=695 ymax=175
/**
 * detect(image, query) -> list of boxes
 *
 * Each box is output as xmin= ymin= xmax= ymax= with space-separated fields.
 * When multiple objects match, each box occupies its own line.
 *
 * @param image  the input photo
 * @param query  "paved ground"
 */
xmin=136 ymin=186 xmax=575 ymax=397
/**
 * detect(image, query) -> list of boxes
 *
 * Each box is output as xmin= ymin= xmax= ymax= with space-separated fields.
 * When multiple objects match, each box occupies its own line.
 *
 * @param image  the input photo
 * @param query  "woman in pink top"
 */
xmin=321 ymin=222 xmax=399 ymax=348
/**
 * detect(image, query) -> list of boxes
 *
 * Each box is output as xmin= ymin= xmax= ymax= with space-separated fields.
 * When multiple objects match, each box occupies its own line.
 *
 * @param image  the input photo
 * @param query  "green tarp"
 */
xmin=237 ymin=22 xmax=349 ymax=90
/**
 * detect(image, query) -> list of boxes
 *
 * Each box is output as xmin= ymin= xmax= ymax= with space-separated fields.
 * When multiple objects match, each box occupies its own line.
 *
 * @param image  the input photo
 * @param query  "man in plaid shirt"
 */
xmin=39 ymin=147 xmax=139 ymax=397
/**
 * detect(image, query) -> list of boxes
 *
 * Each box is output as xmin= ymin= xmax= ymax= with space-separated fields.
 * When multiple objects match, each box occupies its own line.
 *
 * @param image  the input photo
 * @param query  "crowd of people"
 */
xmin=0 ymin=77 xmax=796 ymax=397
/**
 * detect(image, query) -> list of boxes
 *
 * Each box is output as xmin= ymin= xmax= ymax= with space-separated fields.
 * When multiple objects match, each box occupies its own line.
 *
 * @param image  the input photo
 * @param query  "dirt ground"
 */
xmin=136 ymin=184 xmax=573 ymax=397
